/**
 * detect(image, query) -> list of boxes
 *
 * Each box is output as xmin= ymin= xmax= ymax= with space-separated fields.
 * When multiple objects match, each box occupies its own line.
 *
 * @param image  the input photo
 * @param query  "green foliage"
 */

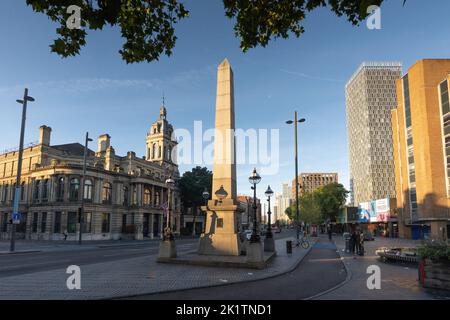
xmin=315 ymin=183 xmax=349 ymax=221
xmin=223 ymin=0 xmax=384 ymax=52
xmin=418 ymin=240 xmax=450 ymax=261
xmin=26 ymin=0 xmax=398 ymax=63
xmin=286 ymin=183 xmax=348 ymax=223
xmin=178 ymin=166 xmax=212 ymax=210
xmin=26 ymin=0 xmax=188 ymax=63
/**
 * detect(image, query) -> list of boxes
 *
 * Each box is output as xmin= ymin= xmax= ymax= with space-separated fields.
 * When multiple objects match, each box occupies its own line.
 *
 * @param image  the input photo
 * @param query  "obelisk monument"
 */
xmin=198 ymin=58 xmax=242 ymax=256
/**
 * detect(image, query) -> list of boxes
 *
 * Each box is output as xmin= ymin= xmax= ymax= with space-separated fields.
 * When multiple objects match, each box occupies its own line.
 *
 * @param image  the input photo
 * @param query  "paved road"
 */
xmin=0 ymin=231 xmax=294 ymax=278
xmin=127 ymin=237 xmax=346 ymax=300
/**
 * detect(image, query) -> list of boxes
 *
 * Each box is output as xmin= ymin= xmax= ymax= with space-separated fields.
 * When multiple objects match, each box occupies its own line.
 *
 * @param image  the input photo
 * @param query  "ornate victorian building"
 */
xmin=0 ymin=106 xmax=180 ymax=241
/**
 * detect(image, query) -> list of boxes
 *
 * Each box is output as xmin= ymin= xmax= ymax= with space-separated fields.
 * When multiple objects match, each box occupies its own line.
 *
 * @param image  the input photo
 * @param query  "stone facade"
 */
xmin=392 ymin=59 xmax=450 ymax=240
xmin=0 ymin=106 xmax=181 ymax=241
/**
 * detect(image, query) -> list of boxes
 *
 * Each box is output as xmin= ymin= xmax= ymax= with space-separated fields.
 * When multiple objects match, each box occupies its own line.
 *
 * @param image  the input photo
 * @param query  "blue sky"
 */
xmin=1 ymin=0 xmax=450 ymax=202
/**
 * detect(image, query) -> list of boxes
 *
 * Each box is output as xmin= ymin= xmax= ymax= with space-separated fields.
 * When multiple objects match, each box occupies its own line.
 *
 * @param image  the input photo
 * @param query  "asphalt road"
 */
xmin=0 ymin=230 xmax=294 ymax=278
xmin=127 ymin=237 xmax=347 ymax=300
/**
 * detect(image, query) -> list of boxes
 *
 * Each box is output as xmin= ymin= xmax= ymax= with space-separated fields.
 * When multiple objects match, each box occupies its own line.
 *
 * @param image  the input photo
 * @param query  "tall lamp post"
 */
xmin=248 ymin=168 xmax=261 ymax=243
xmin=264 ymin=185 xmax=275 ymax=252
xmin=158 ymin=176 xmax=177 ymax=259
xmin=10 ymin=88 xmax=35 ymax=253
xmin=79 ymin=132 xmax=93 ymax=245
xmin=201 ymin=188 xmax=210 ymax=234
xmin=286 ymin=112 xmax=306 ymax=244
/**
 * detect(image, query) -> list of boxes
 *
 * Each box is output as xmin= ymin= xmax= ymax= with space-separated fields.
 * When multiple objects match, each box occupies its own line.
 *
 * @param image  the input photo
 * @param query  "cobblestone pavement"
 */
xmin=0 ymin=236 xmax=316 ymax=300
xmin=316 ymin=236 xmax=445 ymax=300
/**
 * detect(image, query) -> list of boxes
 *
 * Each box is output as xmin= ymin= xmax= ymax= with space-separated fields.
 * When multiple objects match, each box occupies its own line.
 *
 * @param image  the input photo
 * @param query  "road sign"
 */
xmin=13 ymin=212 xmax=21 ymax=224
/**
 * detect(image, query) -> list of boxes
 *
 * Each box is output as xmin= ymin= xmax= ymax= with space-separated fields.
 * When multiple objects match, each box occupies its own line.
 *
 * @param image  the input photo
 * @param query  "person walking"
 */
xmin=359 ymin=231 xmax=365 ymax=256
xmin=327 ymin=225 xmax=332 ymax=241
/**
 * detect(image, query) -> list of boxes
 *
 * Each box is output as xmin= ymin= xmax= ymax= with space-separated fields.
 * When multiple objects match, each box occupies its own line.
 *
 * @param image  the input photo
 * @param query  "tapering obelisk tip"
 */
xmin=219 ymin=58 xmax=230 ymax=68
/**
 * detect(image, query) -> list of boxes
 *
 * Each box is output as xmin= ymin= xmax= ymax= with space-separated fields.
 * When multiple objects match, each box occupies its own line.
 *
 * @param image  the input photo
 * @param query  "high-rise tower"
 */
xmin=346 ymin=62 xmax=402 ymax=205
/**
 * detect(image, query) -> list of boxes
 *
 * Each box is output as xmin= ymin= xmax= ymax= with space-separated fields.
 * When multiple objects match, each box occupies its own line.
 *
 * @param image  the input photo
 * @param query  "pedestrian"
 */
xmin=328 ymin=225 xmax=332 ymax=241
xmin=359 ymin=231 xmax=365 ymax=256
xmin=63 ymin=230 xmax=68 ymax=241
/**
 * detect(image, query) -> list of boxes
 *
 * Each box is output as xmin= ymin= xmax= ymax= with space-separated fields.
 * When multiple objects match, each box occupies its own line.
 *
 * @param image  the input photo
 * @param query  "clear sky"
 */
xmin=1 ymin=0 xmax=450 ymax=202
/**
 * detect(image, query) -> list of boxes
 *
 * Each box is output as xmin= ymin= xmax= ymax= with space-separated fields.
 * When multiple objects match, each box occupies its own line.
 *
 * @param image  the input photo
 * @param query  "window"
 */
xmin=102 ymin=182 xmax=112 ymax=203
xmin=69 ymin=178 xmax=80 ymax=201
xmin=42 ymin=179 xmax=49 ymax=201
xmin=144 ymin=187 xmax=151 ymax=206
xmin=82 ymin=212 xmax=92 ymax=233
xmin=54 ymin=212 xmax=62 ymax=233
xmin=1 ymin=213 xmax=8 ymax=232
xmin=20 ymin=182 xmax=25 ymax=201
xmin=158 ymin=146 xmax=162 ymax=158
xmin=101 ymin=213 xmax=110 ymax=233
xmin=152 ymin=143 xmax=156 ymax=159
xmin=2 ymin=184 xmax=8 ymax=202
xmin=67 ymin=212 xmax=77 ymax=233
xmin=123 ymin=186 xmax=129 ymax=206
xmin=56 ymin=177 xmax=65 ymax=201
xmin=32 ymin=212 xmax=38 ymax=233
xmin=34 ymin=180 xmax=40 ymax=201
xmin=16 ymin=212 xmax=27 ymax=233
xmin=83 ymin=179 xmax=93 ymax=200
xmin=41 ymin=212 xmax=47 ymax=233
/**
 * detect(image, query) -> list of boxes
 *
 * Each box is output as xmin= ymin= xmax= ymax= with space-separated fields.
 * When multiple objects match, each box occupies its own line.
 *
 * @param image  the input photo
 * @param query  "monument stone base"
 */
xmin=246 ymin=241 xmax=264 ymax=267
xmin=264 ymin=237 xmax=276 ymax=252
xmin=157 ymin=240 xmax=177 ymax=260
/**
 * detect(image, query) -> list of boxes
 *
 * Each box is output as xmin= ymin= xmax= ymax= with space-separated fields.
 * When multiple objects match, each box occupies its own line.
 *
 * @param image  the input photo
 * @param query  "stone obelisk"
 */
xmin=198 ymin=58 xmax=242 ymax=256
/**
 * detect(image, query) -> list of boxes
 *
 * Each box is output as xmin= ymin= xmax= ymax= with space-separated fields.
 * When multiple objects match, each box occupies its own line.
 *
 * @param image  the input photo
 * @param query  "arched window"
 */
xmin=167 ymin=146 xmax=171 ymax=161
xmin=152 ymin=143 xmax=156 ymax=159
xmin=83 ymin=179 xmax=93 ymax=200
xmin=158 ymin=146 xmax=161 ymax=158
xmin=57 ymin=177 xmax=64 ymax=201
xmin=102 ymin=182 xmax=112 ymax=203
xmin=69 ymin=178 xmax=80 ymax=200
xmin=144 ymin=187 xmax=151 ymax=206
xmin=42 ymin=179 xmax=49 ymax=200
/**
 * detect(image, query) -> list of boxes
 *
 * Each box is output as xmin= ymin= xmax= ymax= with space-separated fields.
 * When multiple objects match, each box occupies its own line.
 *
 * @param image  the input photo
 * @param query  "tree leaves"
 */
xmin=26 ymin=0 xmax=188 ymax=63
xmin=178 ymin=166 xmax=212 ymax=211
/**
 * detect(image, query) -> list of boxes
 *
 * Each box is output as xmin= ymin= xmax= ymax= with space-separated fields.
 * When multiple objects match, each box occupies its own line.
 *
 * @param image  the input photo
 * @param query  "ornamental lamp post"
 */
xmin=264 ymin=185 xmax=276 ymax=252
xmin=201 ymin=188 xmax=210 ymax=234
xmin=248 ymin=168 xmax=261 ymax=243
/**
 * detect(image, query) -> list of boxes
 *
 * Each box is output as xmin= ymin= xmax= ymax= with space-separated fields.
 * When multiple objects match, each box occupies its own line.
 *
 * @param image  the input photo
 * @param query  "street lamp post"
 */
xmin=158 ymin=176 xmax=177 ymax=259
xmin=264 ymin=185 xmax=275 ymax=252
xmin=201 ymin=188 xmax=210 ymax=234
xmin=164 ymin=177 xmax=175 ymax=241
xmin=10 ymin=88 xmax=35 ymax=252
xmin=79 ymin=132 xmax=93 ymax=245
xmin=286 ymin=112 xmax=306 ymax=244
xmin=248 ymin=168 xmax=261 ymax=243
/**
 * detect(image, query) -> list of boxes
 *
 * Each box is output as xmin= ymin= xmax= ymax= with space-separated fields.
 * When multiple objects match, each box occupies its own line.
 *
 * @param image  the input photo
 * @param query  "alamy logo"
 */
xmin=366 ymin=5 xmax=381 ymax=30
xmin=66 ymin=265 xmax=81 ymax=290
xmin=66 ymin=5 xmax=82 ymax=30
xmin=366 ymin=265 xmax=381 ymax=290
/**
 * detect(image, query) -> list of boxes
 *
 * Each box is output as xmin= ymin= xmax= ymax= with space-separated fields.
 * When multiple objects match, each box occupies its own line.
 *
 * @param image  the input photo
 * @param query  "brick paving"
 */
xmin=0 ymin=236 xmax=316 ymax=300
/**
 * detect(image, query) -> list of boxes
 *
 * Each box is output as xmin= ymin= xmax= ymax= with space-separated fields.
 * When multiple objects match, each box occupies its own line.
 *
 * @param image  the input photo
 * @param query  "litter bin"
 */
xmin=286 ymin=240 xmax=292 ymax=254
xmin=344 ymin=233 xmax=351 ymax=253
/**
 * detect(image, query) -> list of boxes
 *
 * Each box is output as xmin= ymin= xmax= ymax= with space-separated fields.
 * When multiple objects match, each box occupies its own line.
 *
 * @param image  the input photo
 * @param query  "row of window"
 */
xmin=1 ymin=212 xmax=110 ymax=234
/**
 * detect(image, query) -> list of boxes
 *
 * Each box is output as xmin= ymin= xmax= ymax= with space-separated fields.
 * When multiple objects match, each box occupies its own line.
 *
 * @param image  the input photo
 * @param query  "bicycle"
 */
xmin=295 ymin=233 xmax=310 ymax=249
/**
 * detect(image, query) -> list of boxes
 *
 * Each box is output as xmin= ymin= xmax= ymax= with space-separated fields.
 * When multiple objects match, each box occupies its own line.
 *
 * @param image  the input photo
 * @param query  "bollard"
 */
xmin=286 ymin=240 xmax=292 ymax=254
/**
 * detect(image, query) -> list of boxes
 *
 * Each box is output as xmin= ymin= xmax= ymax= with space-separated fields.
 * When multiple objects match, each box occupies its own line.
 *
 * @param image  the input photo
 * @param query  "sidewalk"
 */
xmin=0 ymin=236 xmax=316 ymax=299
xmin=316 ymin=235 xmax=436 ymax=300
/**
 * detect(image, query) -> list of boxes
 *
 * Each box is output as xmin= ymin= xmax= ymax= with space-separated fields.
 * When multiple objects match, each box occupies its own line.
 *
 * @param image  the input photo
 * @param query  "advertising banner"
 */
xmin=358 ymin=201 xmax=376 ymax=222
xmin=375 ymin=198 xmax=390 ymax=222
